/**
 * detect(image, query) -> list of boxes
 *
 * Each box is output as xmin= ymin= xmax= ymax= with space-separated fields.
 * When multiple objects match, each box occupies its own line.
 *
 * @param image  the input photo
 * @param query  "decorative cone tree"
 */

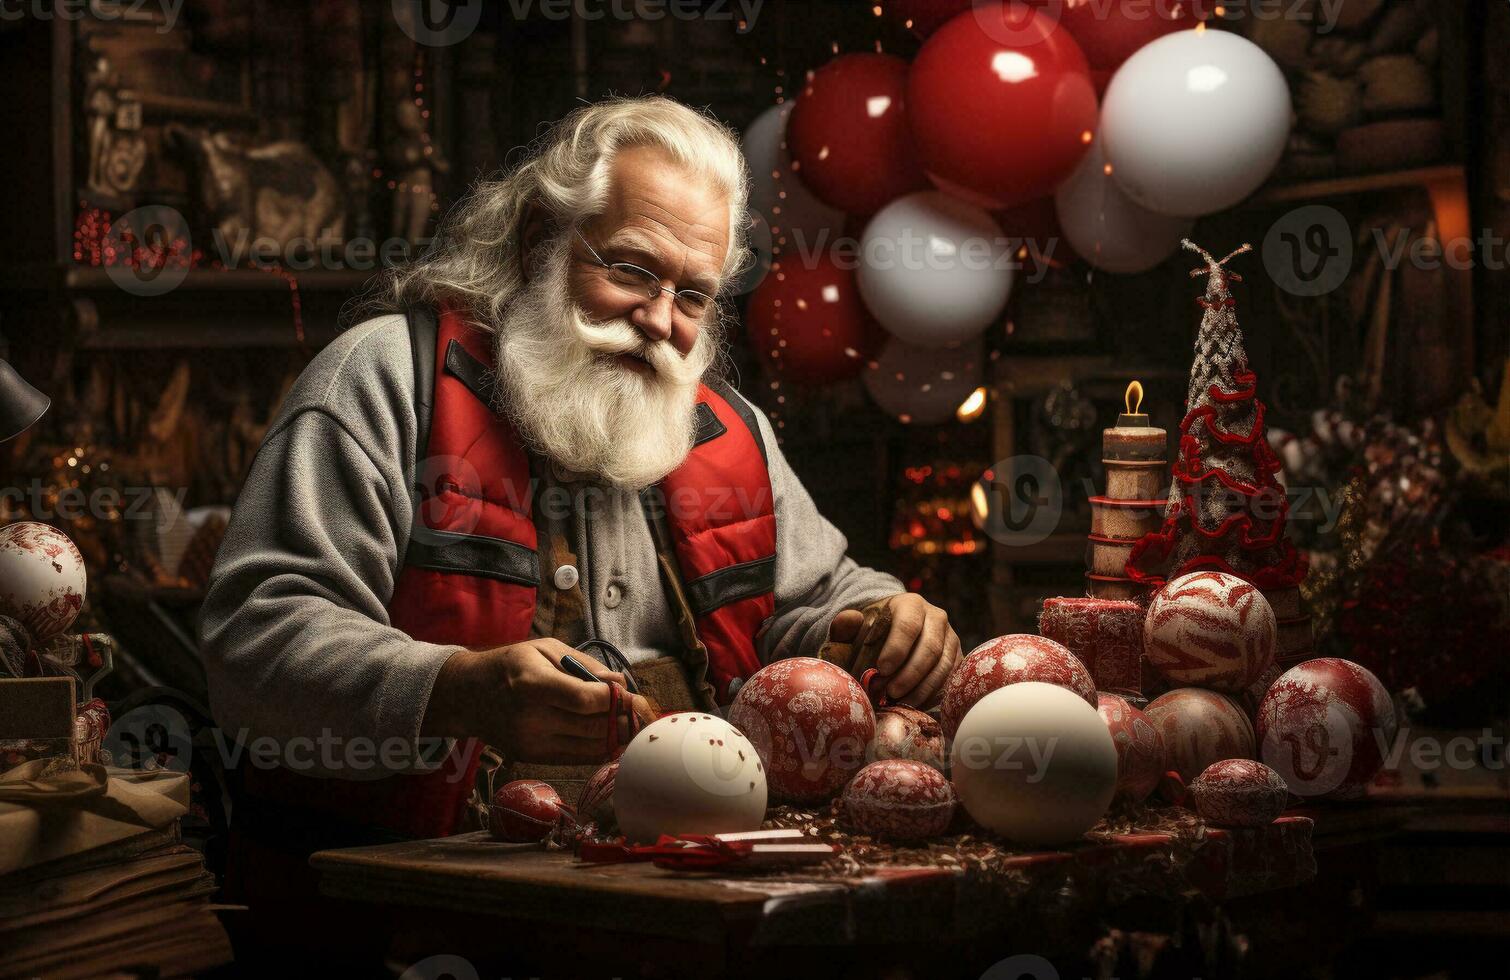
xmin=1127 ymin=241 xmax=1307 ymax=589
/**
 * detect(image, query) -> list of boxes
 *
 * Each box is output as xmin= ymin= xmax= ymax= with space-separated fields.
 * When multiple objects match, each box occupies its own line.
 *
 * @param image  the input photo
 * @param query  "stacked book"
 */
xmin=0 ymin=828 xmax=231 ymax=979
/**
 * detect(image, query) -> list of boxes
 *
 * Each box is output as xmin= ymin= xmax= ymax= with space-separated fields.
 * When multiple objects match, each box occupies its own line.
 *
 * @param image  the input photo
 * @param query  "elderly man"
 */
xmin=199 ymin=97 xmax=960 ymax=875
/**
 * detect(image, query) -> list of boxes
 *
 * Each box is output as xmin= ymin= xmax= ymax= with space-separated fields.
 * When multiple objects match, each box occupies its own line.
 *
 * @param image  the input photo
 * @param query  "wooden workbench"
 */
xmin=309 ymin=812 xmax=1368 ymax=978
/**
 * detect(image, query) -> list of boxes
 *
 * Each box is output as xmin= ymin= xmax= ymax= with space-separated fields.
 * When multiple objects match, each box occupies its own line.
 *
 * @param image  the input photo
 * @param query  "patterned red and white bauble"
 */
xmin=728 ymin=658 xmax=875 ymax=803
xmin=1143 ymin=571 xmax=1276 ymax=693
xmin=1144 ymin=688 xmax=1256 ymax=783
xmin=615 ymin=711 xmax=768 ymax=842
xmin=489 ymin=779 xmax=566 ymax=842
xmin=0 ymin=522 xmax=87 ymax=641
xmin=1188 ymin=759 xmax=1289 ymax=827
xmin=1256 ymin=658 xmax=1397 ymax=800
xmin=842 ymin=759 xmax=956 ymax=841
xmin=868 ymin=705 xmax=946 ymax=771
xmin=951 ymin=682 xmax=1119 ymax=845
xmin=1097 ymin=693 xmax=1165 ymax=803
xmin=941 ymin=634 xmax=1096 ymax=739
xmin=578 ymin=759 xmax=619 ymax=830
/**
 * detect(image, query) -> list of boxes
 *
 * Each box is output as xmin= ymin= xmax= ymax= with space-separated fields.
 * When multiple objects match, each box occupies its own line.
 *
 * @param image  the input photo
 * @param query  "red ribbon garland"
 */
xmin=1125 ymin=369 xmax=1307 ymax=589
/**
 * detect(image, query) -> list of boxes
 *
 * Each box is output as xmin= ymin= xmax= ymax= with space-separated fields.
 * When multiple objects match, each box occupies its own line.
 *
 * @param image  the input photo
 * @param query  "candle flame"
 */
xmin=1125 ymin=380 xmax=1144 ymax=415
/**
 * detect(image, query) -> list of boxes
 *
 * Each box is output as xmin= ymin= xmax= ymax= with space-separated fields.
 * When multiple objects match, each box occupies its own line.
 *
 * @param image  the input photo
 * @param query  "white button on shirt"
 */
xmin=553 ymin=564 xmax=580 ymax=590
xmin=604 ymin=581 xmax=624 ymax=609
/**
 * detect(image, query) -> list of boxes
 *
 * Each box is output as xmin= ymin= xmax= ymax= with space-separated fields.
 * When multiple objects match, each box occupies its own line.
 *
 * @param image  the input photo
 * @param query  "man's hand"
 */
xmin=423 ymin=638 xmax=655 ymax=763
xmin=828 ymin=594 xmax=960 ymax=708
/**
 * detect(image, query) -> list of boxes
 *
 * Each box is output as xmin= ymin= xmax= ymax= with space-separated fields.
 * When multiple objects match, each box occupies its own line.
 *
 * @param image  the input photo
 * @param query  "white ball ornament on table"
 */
xmin=1054 ymin=132 xmax=1194 ymax=275
xmin=612 ymin=711 xmax=767 ymax=844
xmin=862 ymin=336 xmax=984 ymax=426
xmin=950 ymin=682 xmax=1119 ymax=846
xmin=741 ymin=102 xmax=846 ymax=247
xmin=856 ymin=190 xmax=1013 ymax=348
xmin=1101 ymin=29 xmax=1292 ymax=217
xmin=0 ymin=521 xmax=88 ymax=641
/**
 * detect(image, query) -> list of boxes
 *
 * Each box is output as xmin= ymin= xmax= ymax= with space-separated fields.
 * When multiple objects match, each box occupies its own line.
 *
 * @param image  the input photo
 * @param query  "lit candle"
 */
xmin=1103 ymin=381 xmax=1167 ymax=463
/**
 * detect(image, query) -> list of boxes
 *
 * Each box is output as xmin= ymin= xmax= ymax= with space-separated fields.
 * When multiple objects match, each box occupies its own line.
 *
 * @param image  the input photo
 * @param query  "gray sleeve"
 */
xmin=751 ymin=404 xmax=905 ymax=663
xmin=197 ymin=318 xmax=461 ymax=778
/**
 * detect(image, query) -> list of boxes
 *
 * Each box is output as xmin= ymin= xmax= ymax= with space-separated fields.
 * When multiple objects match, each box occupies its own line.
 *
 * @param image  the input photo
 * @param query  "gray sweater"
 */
xmin=198 ymin=314 xmax=903 ymax=777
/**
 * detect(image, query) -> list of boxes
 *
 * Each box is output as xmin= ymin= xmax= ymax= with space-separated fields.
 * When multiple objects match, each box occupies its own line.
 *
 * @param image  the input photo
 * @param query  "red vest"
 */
xmin=235 ymin=308 xmax=776 ymax=844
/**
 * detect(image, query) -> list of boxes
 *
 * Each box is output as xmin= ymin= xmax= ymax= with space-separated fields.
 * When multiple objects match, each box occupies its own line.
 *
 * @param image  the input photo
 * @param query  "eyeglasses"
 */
xmin=575 ymin=229 xmax=716 ymax=319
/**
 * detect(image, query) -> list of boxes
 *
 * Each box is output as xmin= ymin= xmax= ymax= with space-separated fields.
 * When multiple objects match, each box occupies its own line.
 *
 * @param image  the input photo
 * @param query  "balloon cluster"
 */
xmin=741 ymin=2 xmax=1292 ymax=419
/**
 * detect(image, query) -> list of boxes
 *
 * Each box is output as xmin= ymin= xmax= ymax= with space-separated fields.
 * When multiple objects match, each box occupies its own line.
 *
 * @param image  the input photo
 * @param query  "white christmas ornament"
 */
xmin=1101 ymin=29 xmax=1291 ymax=217
xmin=0 ymin=521 xmax=87 ymax=641
xmin=613 ymin=711 xmax=768 ymax=844
xmin=862 ymin=336 xmax=985 ymax=425
xmin=857 ymin=191 xmax=1013 ymax=347
xmin=1055 ymin=132 xmax=1193 ymax=275
xmin=950 ymin=682 xmax=1118 ymax=846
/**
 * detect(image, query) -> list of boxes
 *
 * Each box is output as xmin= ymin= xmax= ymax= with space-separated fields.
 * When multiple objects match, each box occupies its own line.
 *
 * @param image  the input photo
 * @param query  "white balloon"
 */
xmin=1101 ymin=29 xmax=1292 ymax=218
xmin=857 ymin=191 xmax=1013 ymax=347
xmin=742 ymin=103 xmax=846 ymax=253
xmin=950 ymin=682 xmax=1119 ymax=846
xmin=1054 ymin=132 xmax=1194 ymax=275
xmin=862 ymin=336 xmax=984 ymax=425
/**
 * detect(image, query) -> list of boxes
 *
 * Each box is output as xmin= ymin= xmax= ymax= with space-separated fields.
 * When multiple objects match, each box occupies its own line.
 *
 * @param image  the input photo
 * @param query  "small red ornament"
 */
xmin=842 ymin=759 xmax=955 ymax=842
xmin=1039 ymin=596 xmax=1144 ymax=696
xmin=1256 ymin=658 xmax=1397 ymax=800
xmin=1097 ymin=693 xmax=1165 ymax=803
xmin=1144 ymin=688 xmax=1255 ymax=783
xmin=1144 ymin=571 xmax=1276 ymax=694
xmin=489 ymin=779 xmax=566 ymax=843
xmin=746 ymin=253 xmax=878 ymax=386
xmin=907 ymin=2 xmax=1098 ymax=209
xmin=941 ymin=634 xmax=1096 ymax=739
xmin=1188 ymin=758 xmax=1289 ymax=827
xmin=869 ymin=705 xmax=946 ymax=771
xmin=728 ymin=657 xmax=876 ymax=804
xmin=578 ymin=759 xmax=619 ymax=830
xmin=787 ymin=54 xmax=930 ymax=215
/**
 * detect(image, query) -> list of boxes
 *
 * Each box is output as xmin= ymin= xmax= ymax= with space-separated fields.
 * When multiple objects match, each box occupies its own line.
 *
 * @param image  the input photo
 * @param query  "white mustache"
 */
xmin=573 ymin=317 xmax=701 ymax=385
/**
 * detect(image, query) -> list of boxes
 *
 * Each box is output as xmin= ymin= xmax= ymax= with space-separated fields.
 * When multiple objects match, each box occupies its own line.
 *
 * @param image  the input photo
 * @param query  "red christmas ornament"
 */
xmin=1188 ymin=758 xmax=1289 ymax=827
xmin=869 ymin=705 xmax=946 ymax=771
xmin=907 ymin=1 xmax=1098 ymax=209
xmin=1144 ymin=688 xmax=1255 ymax=783
xmin=578 ymin=759 xmax=619 ymax=830
xmin=1256 ymin=658 xmax=1397 ymax=800
xmin=489 ymin=779 xmax=566 ymax=843
xmin=787 ymin=54 xmax=930 ymax=216
xmin=746 ymin=253 xmax=878 ymax=385
xmin=940 ymin=634 xmax=1096 ymax=739
xmin=1144 ymin=571 xmax=1276 ymax=694
xmin=842 ymin=759 xmax=956 ymax=841
xmin=1097 ymin=693 xmax=1165 ymax=803
xmin=727 ymin=657 xmax=876 ymax=803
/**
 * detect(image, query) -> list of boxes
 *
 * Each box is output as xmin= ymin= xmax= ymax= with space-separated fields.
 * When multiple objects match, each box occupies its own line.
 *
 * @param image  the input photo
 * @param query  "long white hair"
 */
xmin=362 ymin=95 xmax=754 ymax=335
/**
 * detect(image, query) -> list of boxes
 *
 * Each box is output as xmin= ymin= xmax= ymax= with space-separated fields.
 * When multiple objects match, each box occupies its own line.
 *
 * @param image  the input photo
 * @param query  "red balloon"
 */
xmin=1057 ymin=0 xmax=1204 ymax=74
xmin=907 ymin=1 xmax=1099 ymax=210
xmin=746 ymin=252 xmax=878 ymax=385
xmin=787 ymin=54 xmax=929 ymax=216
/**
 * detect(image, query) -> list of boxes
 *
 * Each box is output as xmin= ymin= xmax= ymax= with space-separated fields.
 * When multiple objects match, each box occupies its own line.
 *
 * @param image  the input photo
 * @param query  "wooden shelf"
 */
xmin=1253 ymin=164 xmax=1466 ymax=205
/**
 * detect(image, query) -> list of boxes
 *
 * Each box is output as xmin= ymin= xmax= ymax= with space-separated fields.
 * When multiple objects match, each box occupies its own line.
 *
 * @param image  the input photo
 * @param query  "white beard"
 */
xmin=492 ymin=238 xmax=718 ymax=489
